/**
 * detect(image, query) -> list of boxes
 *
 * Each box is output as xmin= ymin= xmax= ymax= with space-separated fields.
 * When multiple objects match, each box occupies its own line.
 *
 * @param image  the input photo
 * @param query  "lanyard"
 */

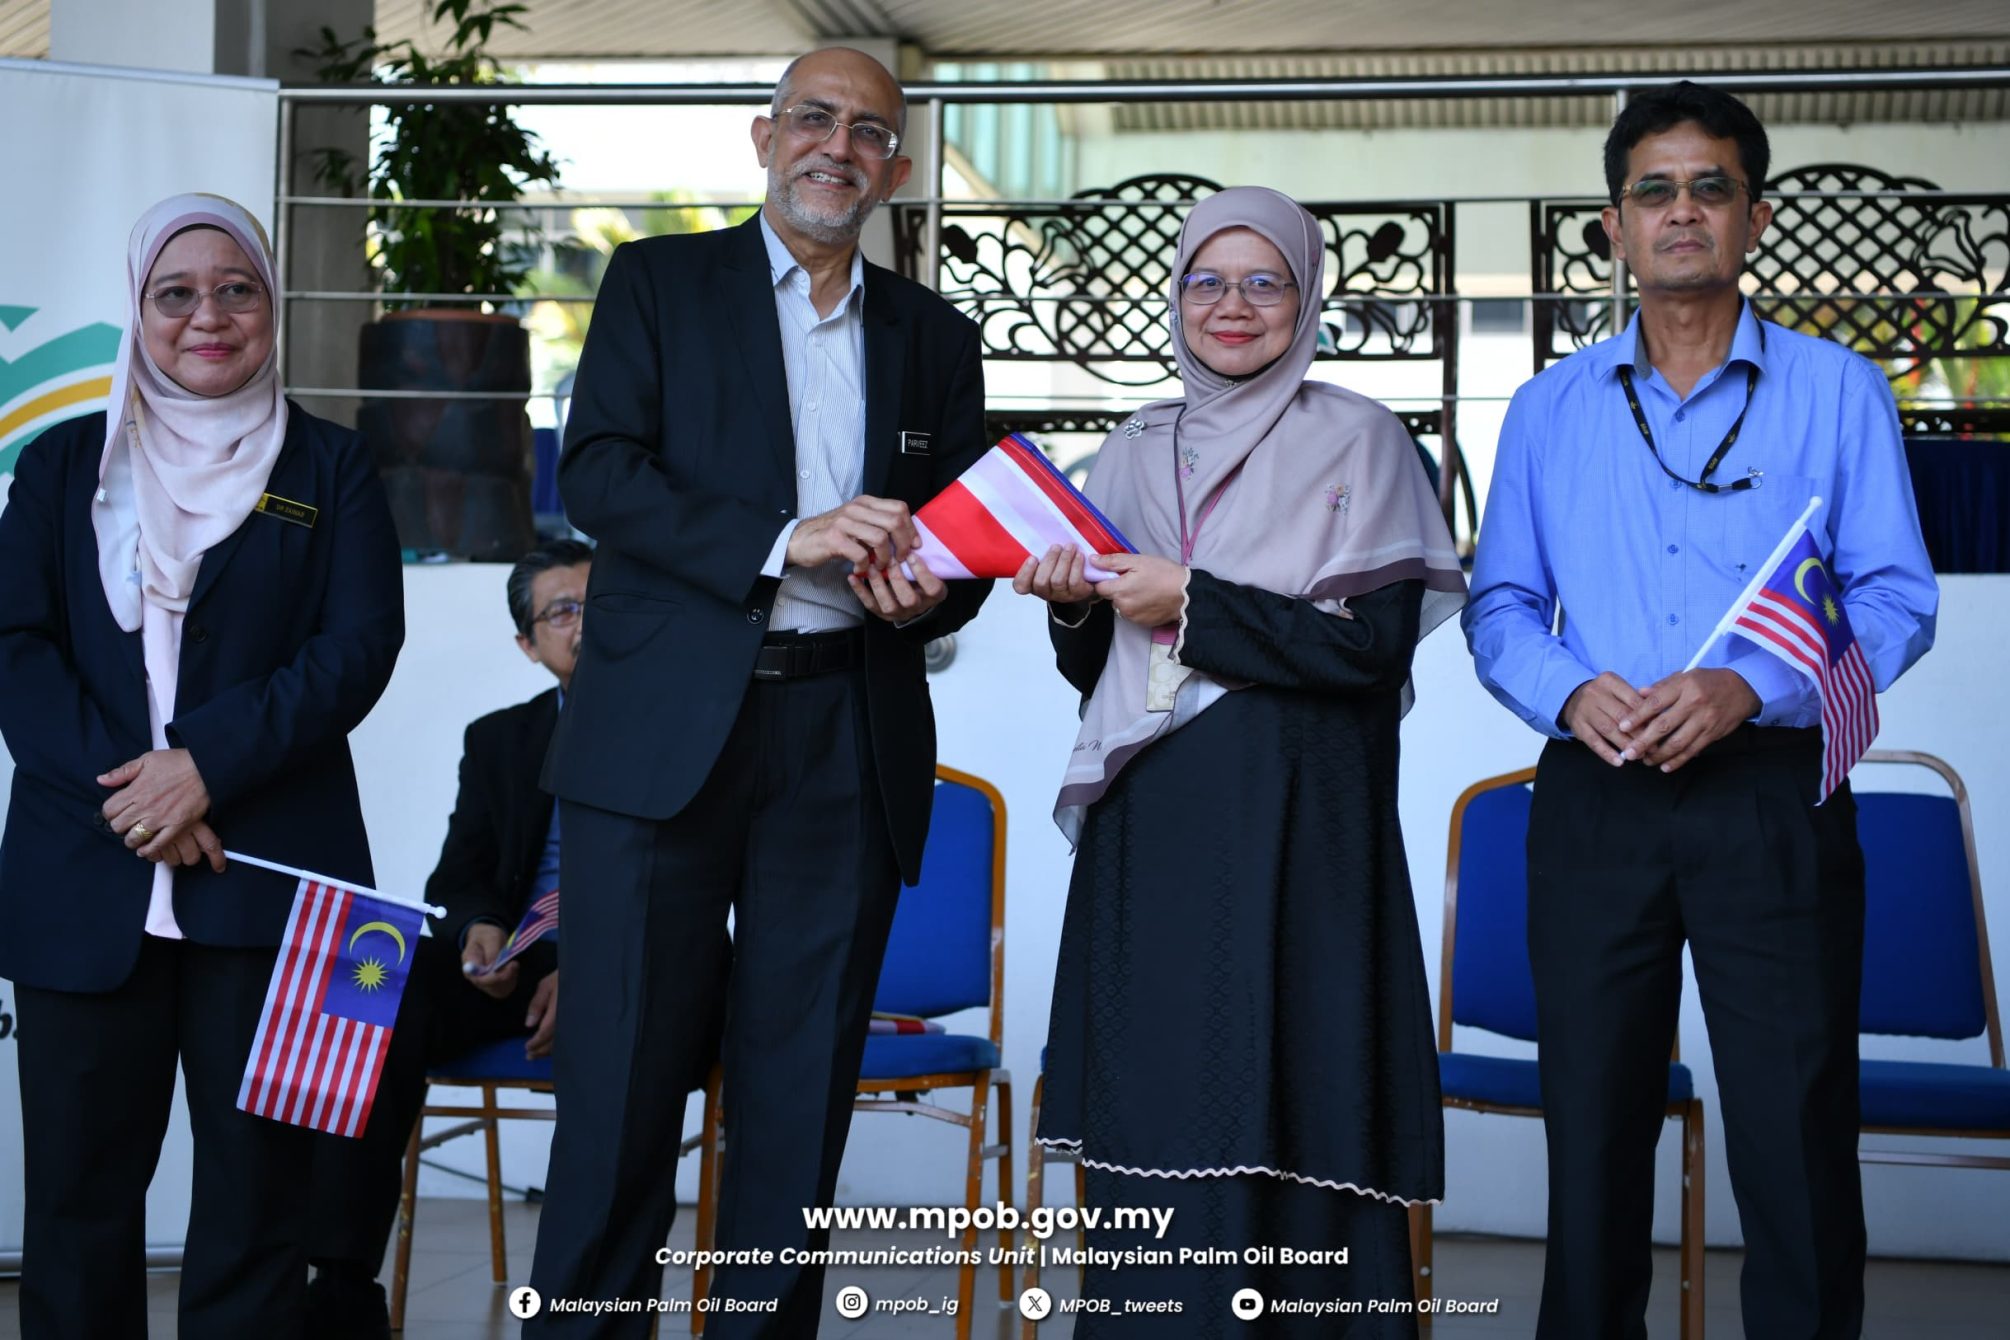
xmin=1617 ymin=362 xmax=1760 ymax=494
xmin=1171 ymin=412 xmax=1238 ymax=564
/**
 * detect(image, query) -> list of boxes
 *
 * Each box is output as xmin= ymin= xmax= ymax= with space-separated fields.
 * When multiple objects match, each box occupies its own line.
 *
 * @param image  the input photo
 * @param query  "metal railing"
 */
xmin=273 ymin=62 xmax=2010 ymax=354
xmin=273 ymin=63 xmax=2010 ymax=543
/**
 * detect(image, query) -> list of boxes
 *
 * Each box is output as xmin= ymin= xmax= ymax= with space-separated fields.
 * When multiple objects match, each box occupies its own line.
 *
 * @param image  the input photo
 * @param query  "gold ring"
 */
xmin=131 ymin=822 xmax=153 ymax=842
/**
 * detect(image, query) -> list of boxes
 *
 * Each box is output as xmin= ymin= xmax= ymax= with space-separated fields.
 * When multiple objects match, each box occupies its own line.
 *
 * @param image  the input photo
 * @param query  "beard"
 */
xmin=770 ymin=155 xmax=878 ymax=244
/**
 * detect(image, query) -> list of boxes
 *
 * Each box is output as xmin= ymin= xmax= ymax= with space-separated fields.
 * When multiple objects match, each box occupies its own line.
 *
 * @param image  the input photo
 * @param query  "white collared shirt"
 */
xmin=758 ymin=212 xmax=868 ymax=632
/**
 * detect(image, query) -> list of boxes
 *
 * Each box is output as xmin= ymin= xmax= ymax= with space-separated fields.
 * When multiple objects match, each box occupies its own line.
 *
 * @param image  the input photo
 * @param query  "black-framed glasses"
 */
xmin=1179 ymin=273 xmax=1298 ymax=307
xmin=774 ymin=105 xmax=900 ymax=160
xmin=146 ymin=282 xmax=267 ymax=318
xmin=1620 ymin=175 xmax=1749 ymax=209
xmin=529 ymin=598 xmax=582 ymax=631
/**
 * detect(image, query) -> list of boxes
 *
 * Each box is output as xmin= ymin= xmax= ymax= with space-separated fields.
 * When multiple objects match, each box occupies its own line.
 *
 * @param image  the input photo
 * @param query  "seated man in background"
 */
xmin=304 ymin=537 xmax=589 ymax=1337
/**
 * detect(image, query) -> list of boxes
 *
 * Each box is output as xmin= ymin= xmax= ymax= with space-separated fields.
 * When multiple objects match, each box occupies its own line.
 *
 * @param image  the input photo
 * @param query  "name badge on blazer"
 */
xmin=898 ymin=431 xmax=933 ymax=457
xmin=255 ymin=493 xmax=318 ymax=528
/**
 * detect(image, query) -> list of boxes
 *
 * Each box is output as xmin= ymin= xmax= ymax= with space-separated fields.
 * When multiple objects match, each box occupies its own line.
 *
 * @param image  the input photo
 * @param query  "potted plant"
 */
xmin=305 ymin=0 xmax=562 ymax=559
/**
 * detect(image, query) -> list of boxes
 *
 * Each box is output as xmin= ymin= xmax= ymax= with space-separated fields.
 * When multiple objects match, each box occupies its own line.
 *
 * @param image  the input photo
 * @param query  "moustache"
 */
xmin=791 ymin=159 xmax=867 ymax=190
xmin=1657 ymin=231 xmax=1714 ymax=252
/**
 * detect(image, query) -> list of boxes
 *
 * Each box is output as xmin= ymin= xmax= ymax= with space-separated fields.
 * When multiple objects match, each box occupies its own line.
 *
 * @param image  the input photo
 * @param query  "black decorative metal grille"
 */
xmin=892 ymin=174 xmax=1455 ymax=389
xmin=1530 ymin=163 xmax=2010 ymax=379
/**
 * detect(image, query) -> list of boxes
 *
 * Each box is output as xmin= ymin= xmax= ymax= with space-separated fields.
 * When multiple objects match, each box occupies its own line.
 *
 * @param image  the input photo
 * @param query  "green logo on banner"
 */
xmin=0 ymin=306 xmax=122 ymax=477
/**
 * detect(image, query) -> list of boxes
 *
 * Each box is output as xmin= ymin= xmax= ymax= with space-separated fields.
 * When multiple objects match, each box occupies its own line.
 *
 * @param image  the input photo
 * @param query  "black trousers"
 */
xmin=528 ymin=666 xmax=897 ymax=1338
xmin=1527 ymin=727 xmax=1866 ymax=1340
xmin=13 ymin=935 xmax=315 ymax=1340
xmin=305 ymin=931 xmax=555 ymax=1272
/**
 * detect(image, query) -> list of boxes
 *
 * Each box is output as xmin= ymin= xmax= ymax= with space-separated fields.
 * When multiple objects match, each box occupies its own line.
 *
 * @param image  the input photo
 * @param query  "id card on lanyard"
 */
xmin=1147 ymin=416 xmax=1238 ymax=711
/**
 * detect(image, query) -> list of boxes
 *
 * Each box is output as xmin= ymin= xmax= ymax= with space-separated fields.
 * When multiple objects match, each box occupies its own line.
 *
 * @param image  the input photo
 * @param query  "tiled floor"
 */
xmin=1 ymin=1199 xmax=2003 ymax=1337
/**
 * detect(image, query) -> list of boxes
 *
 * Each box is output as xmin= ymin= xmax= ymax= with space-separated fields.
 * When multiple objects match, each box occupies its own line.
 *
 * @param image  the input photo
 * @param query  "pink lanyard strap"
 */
xmin=1172 ymin=418 xmax=1239 ymax=566
xmin=1156 ymin=420 xmax=1239 ymax=646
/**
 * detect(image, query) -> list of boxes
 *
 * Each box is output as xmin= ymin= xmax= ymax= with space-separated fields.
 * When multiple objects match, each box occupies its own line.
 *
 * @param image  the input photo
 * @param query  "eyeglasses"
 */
xmin=146 ymin=282 xmax=267 ymax=319
xmin=1179 ymin=273 xmax=1298 ymax=307
xmin=1620 ymin=175 xmax=1749 ymax=209
xmin=775 ymin=105 xmax=900 ymax=161
xmin=529 ymin=598 xmax=582 ymax=632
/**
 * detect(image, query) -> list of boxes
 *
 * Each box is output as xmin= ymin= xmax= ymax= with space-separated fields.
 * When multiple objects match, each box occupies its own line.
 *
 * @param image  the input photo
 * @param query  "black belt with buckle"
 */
xmin=752 ymin=628 xmax=864 ymax=681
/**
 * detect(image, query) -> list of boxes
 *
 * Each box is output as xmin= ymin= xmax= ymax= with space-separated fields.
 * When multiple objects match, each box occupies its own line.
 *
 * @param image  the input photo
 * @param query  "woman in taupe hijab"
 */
xmin=1016 ymin=186 xmax=1465 ymax=1334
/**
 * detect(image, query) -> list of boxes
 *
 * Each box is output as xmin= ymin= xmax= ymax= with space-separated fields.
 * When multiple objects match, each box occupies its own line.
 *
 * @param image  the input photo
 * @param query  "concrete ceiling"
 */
xmin=4 ymin=0 xmax=2010 ymax=62
xmin=375 ymin=0 xmax=2010 ymax=59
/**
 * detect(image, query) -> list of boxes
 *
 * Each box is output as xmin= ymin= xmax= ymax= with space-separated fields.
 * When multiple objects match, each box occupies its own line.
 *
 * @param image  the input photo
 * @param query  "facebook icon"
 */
xmin=509 ymin=1286 xmax=543 ymax=1318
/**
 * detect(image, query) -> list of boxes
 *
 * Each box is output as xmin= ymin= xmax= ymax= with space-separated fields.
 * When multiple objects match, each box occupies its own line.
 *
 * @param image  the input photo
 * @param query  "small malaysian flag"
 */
xmin=1700 ymin=500 xmax=1879 ymax=802
xmin=908 ymin=434 xmax=1135 ymax=581
xmin=237 ymin=878 xmax=426 ymax=1137
xmin=486 ymin=888 xmax=559 ymax=975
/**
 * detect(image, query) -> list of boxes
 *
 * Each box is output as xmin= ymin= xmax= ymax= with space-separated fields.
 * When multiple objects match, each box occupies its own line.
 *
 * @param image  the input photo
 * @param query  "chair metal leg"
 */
xmin=1410 ymin=1200 xmax=1434 ymax=1328
xmin=692 ymin=1069 xmax=723 ymax=1338
xmin=1021 ymin=1076 xmax=1044 ymax=1340
xmin=952 ymin=1072 xmax=990 ymax=1340
xmin=389 ymin=1089 xmax=427 ymax=1332
xmin=994 ymin=1073 xmax=1016 ymax=1304
xmin=481 ymin=1082 xmax=507 ymax=1284
xmin=1680 ymin=1098 xmax=1706 ymax=1340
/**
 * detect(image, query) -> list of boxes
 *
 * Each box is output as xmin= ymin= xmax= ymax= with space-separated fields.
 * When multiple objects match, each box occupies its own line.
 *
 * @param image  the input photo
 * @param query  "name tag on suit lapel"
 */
xmin=898 ymin=431 xmax=932 ymax=457
xmin=255 ymin=493 xmax=318 ymax=528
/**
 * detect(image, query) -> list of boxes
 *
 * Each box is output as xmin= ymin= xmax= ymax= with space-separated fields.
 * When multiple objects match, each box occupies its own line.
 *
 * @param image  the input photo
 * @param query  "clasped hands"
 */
xmin=787 ymin=495 xmax=948 ymax=623
xmin=1013 ymin=544 xmax=1188 ymax=628
xmin=98 ymin=747 xmax=225 ymax=871
xmin=1562 ymin=668 xmax=1761 ymax=774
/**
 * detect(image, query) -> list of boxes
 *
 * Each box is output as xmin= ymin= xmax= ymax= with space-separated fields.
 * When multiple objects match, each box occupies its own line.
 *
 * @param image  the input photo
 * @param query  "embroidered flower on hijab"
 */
xmin=1324 ymin=483 xmax=1351 ymax=514
xmin=1179 ymin=444 xmax=1200 ymax=480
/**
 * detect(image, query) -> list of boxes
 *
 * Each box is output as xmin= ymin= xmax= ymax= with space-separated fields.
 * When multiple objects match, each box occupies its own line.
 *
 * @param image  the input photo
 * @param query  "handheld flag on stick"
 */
xmin=470 ymin=888 xmax=559 ymax=977
xmin=909 ymin=433 xmax=1135 ymax=581
xmin=229 ymin=852 xmax=442 ymax=1138
xmin=1684 ymin=498 xmax=1879 ymax=802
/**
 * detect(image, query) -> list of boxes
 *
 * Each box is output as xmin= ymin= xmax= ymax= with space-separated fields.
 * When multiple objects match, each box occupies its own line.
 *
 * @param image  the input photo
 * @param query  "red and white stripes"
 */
xmin=237 ymin=880 xmax=392 ymax=1138
xmin=1733 ymin=590 xmax=1879 ymax=801
xmin=910 ymin=434 xmax=1133 ymax=581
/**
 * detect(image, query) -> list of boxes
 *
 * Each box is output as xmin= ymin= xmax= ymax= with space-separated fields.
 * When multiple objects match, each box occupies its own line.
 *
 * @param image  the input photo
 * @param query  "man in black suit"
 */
xmin=527 ymin=46 xmax=992 ymax=1336
xmin=306 ymin=538 xmax=593 ymax=1337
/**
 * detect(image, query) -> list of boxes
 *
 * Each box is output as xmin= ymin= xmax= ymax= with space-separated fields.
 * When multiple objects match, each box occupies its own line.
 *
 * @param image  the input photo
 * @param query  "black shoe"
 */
xmin=307 ymin=1266 xmax=392 ymax=1340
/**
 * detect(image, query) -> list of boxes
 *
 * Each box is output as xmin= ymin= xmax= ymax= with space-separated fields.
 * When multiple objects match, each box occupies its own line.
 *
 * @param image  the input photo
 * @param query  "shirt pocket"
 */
xmin=1722 ymin=473 xmax=1823 ymax=580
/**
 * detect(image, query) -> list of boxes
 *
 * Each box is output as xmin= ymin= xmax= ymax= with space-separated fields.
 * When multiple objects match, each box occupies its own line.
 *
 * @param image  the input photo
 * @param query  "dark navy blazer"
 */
xmin=0 ymin=405 xmax=404 ymax=993
xmin=544 ymin=217 xmax=992 ymax=884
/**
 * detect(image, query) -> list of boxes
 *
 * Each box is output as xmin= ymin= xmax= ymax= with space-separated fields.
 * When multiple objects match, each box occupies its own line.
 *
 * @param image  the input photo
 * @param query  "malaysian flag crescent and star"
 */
xmin=1696 ymin=498 xmax=1879 ymax=802
xmin=236 ymin=873 xmax=429 ymax=1138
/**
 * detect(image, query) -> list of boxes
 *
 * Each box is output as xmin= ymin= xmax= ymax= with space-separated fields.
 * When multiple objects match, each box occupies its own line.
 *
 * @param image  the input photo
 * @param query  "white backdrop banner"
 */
xmin=0 ymin=55 xmax=276 ymax=1258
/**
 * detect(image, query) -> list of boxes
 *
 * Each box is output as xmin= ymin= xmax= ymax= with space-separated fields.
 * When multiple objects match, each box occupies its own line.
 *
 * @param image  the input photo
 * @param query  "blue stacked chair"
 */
xmin=1420 ymin=768 xmax=1705 ymax=1339
xmin=1852 ymin=751 xmax=2009 ymax=1177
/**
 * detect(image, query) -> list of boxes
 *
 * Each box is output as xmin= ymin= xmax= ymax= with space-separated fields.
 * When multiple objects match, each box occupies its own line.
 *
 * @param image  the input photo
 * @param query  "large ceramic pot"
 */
xmin=358 ymin=310 xmax=535 ymax=560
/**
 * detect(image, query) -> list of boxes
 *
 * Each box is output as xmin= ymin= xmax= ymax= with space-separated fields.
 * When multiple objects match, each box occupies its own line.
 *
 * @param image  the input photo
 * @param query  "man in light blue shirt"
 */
xmin=1464 ymin=81 xmax=1936 ymax=1340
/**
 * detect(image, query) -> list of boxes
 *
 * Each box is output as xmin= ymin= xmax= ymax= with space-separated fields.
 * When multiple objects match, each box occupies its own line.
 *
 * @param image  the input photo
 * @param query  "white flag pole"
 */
xmin=222 ymin=849 xmax=446 ymax=919
xmin=1682 ymin=495 xmax=1824 ymax=673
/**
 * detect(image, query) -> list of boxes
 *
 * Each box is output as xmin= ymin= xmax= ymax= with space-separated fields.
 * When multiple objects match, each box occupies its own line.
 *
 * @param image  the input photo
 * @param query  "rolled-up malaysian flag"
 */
xmin=909 ymin=433 xmax=1135 ymax=581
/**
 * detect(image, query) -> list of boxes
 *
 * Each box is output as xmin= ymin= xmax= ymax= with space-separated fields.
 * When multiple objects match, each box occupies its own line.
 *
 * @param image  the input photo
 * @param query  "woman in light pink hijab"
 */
xmin=1018 ymin=186 xmax=1465 ymax=1335
xmin=0 ymin=192 xmax=403 ymax=1336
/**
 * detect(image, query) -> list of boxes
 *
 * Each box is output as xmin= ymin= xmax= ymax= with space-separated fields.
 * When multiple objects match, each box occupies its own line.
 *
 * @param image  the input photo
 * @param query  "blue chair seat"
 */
xmin=1860 ymin=1059 xmax=2010 ymax=1132
xmin=427 ymin=1037 xmax=552 ymax=1084
xmin=860 ymin=1032 xmax=1000 ymax=1081
xmin=1440 ymin=1051 xmax=1693 ymax=1110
